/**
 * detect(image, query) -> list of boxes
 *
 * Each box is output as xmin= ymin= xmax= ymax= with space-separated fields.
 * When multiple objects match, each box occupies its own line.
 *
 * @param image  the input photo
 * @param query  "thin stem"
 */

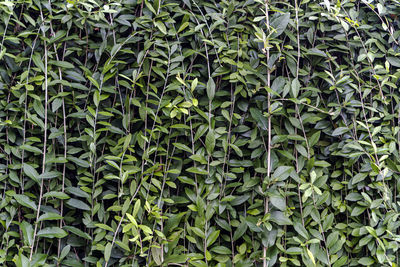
xmin=263 ymin=1 xmax=271 ymax=266
xmin=30 ymin=26 xmax=49 ymax=263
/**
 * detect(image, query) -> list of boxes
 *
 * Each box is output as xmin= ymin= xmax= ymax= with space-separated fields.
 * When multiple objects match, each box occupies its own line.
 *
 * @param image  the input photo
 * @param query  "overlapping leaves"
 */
xmin=0 ymin=0 xmax=400 ymax=266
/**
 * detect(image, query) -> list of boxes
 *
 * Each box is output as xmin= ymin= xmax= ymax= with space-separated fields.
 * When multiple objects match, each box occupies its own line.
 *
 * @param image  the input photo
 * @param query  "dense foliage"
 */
xmin=1 ymin=0 xmax=400 ymax=266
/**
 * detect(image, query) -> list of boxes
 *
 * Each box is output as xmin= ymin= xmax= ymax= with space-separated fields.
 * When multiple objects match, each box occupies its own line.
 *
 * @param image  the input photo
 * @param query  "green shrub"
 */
xmin=0 ymin=0 xmax=400 ymax=266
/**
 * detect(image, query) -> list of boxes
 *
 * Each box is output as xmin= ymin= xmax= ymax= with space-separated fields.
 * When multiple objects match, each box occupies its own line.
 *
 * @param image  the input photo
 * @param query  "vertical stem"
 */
xmin=30 ymin=39 xmax=48 ymax=261
xmin=264 ymin=1 xmax=271 ymax=266
xmin=19 ymin=33 xmax=39 ymax=193
xmin=46 ymin=1 xmax=69 ymax=260
xmin=204 ymin=41 xmax=211 ymax=266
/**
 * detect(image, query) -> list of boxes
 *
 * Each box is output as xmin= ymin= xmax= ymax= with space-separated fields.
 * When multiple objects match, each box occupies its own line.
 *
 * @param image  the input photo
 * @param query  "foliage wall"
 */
xmin=1 ymin=0 xmax=400 ymax=266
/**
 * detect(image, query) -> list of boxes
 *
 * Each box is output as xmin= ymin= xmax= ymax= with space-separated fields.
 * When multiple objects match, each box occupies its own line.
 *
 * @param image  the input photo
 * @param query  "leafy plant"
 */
xmin=1 ymin=0 xmax=400 ymax=266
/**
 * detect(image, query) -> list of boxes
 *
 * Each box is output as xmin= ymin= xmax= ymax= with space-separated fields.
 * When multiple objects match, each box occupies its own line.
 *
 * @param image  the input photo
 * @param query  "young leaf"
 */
xmin=207 ymin=78 xmax=216 ymax=100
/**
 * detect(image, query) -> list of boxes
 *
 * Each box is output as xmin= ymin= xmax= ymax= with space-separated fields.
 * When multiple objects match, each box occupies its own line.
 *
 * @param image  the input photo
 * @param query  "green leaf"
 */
xmin=116 ymin=240 xmax=130 ymax=252
xmin=152 ymin=246 xmax=162 ymax=265
xmin=145 ymin=0 xmax=157 ymax=14
xmin=164 ymin=212 xmax=186 ymax=234
xmin=271 ymin=12 xmax=290 ymax=37
xmin=270 ymin=211 xmax=292 ymax=225
xmin=332 ymin=127 xmax=349 ymax=136
xmin=20 ymin=221 xmax=34 ymax=246
xmin=230 ymin=143 xmax=243 ymax=157
xmin=291 ymin=78 xmax=300 ymax=98
xmin=153 ymin=0 xmax=160 ymax=13
xmin=87 ymin=76 xmax=100 ymax=89
xmin=32 ymin=53 xmax=45 ymax=72
xmin=43 ymin=191 xmax=70 ymax=199
xmin=63 ymin=226 xmax=92 ymax=240
xmin=14 ymin=194 xmax=37 ymax=210
xmin=307 ymin=48 xmax=327 ymax=57
xmin=133 ymin=199 xmax=141 ymax=217
xmin=60 ymin=245 xmax=71 ymax=260
xmin=358 ymin=257 xmax=375 ymax=266
xmin=233 ymin=222 xmax=247 ymax=241
xmin=186 ymin=167 xmax=208 ymax=175
xmin=48 ymin=60 xmax=75 ymax=69
xmin=66 ymin=198 xmax=90 ymax=211
xmin=306 ymin=248 xmax=316 ymax=266
xmin=207 ymin=78 xmax=216 ymax=100
xmin=173 ymin=143 xmax=192 ymax=154
xmin=250 ymin=108 xmax=268 ymax=130
xmin=191 ymin=227 xmax=205 ymax=238
xmin=190 ymin=154 xmax=207 ymax=165
xmin=139 ymin=224 xmax=153 ymax=235
xmin=205 ymin=130 xmax=215 ymax=155
xmin=206 ymin=230 xmax=220 ymax=246
xmin=272 ymin=166 xmax=293 ymax=181
xmin=65 ymin=187 xmax=90 ymax=198
xmin=38 ymin=171 xmax=60 ymax=180
xmin=165 ymin=255 xmax=189 ymax=264
xmin=270 ymin=195 xmax=286 ymax=211
xmin=309 ymin=131 xmax=321 ymax=147
xmin=352 ymin=173 xmax=368 ymax=184
xmin=38 ymin=212 xmax=63 ymax=222
xmin=326 ymin=231 xmax=339 ymax=249
xmin=51 ymin=98 xmax=62 ymax=112
xmin=387 ymin=57 xmax=400 ymax=67
xmin=20 ymin=144 xmax=42 ymax=154
xmin=351 ymin=206 xmax=366 ymax=216
xmin=293 ymin=221 xmax=309 ymax=239
xmin=211 ymin=246 xmax=231 ymax=254
xmin=67 ymin=156 xmax=90 ymax=168
xmin=37 ymin=227 xmax=68 ymax=238
xmin=178 ymin=22 xmax=189 ymax=33
xmin=93 ymin=90 xmax=100 ymax=107
xmin=155 ymin=21 xmax=167 ymax=35
xmin=14 ymin=252 xmax=30 ymax=267
xmin=105 ymin=242 xmax=112 ymax=262
xmin=95 ymin=223 xmax=115 ymax=232
xmin=23 ymin=163 xmax=39 ymax=183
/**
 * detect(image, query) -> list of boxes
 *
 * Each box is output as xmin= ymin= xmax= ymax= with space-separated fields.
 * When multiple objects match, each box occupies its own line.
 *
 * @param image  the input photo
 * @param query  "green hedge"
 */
xmin=1 ymin=0 xmax=400 ymax=266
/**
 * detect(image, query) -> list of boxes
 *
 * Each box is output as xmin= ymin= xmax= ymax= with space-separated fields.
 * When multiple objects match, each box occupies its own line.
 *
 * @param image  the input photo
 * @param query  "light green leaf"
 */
xmin=38 ymin=212 xmax=63 ymax=222
xmin=178 ymin=22 xmax=189 ymax=33
xmin=23 ymin=163 xmax=39 ymax=183
xmin=105 ymin=242 xmax=112 ymax=262
xmin=20 ymin=221 xmax=34 ymax=246
xmin=20 ymin=144 xmax=42 ymax=154
xmin=37 ymin=227 xmax=68 ymax=239
xmin=173 ymin=143 xmax=192 ymax=154
xmin=358 ymin=257 xmax=375 ymax=266
xmin=48 ymin=60 xmax=74 ymax=69
xmin=291 ymin=78 xmax=300 ymax=98
xmin=186 ymin=167 xmax=208 ymax=175
xmin=155 ymin=21 xmax=167 ymax=35
xmin=43 ymin=191 xmax=70 ymax=199
xmin=207 ymin=78 xmax=215 ymax=100
xmin=14 ymin=194 xmax=37 ymax=210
